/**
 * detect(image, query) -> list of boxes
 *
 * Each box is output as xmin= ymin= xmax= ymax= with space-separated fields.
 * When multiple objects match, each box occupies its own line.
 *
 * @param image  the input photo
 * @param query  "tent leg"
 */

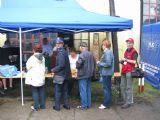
xmin=19 ymin=28 xmax=24 ymax=106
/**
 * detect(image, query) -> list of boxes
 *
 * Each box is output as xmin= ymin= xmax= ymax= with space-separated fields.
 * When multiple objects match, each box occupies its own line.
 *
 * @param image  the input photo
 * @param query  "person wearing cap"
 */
xmin=119 ymin=38 xmax=138 ymax=109
xmin=51 ymin=37 xmax=71 ymax=111
xmin=97 ymin=38 xmax=114 ymax=109
xmin=25 ymin=44 xmax=46 ymax=111
xmin=76 ymin=42 xmax=96 ymax=110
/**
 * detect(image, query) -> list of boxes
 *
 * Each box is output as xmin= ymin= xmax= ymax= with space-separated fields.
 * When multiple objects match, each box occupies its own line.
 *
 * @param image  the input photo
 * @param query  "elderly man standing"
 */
xmin=76 ymin=42 xmax=96 ymax=110
xmin=120 ymin=38 xmax=138 ymax=109
xmin=51 ymin=37 xmax=71 ymax=111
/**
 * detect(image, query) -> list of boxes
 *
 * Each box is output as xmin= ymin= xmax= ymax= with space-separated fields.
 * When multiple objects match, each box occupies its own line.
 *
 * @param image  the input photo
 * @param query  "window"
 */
xmin=143 ymin=0 xmax=160 ymax=24
xmin=74 ymin=32 xmax=89 ymax=51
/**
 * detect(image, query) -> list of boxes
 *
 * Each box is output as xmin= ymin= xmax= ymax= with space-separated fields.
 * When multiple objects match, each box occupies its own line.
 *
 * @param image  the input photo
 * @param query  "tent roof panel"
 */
xmin=0 ymin=0 xmax=133 ymax=32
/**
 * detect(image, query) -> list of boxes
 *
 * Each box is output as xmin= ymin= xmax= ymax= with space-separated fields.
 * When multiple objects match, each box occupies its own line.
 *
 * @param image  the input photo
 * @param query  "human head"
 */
xmin=126 ymin=38 xmax=134 ymax=49
xmin=79 ymin=42 xmax=88 ymax=52
xmin=55 ymin=37 xmax=64 ymax=49
xmin=70 ymin=48 xmax=77 ymax=57
xmin=43 ymin=38 xmax=48 ymax=45
xmin=102 ymin=38 xmax=111 ymax=51
xmin=33 ymin=44 xmax=42 ymax=53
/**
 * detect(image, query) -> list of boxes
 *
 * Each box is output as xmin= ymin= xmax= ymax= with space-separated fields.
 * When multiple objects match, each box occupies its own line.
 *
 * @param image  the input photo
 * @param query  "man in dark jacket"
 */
xmin=76 ymin=42 xmax=96 ymax=110
xmin=51 ymin=37 xmax=71 ymax=111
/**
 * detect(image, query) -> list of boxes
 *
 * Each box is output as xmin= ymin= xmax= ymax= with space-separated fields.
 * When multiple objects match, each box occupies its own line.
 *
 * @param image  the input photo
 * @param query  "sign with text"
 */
xmin=141 ymin=23 xmax=160 ymax=89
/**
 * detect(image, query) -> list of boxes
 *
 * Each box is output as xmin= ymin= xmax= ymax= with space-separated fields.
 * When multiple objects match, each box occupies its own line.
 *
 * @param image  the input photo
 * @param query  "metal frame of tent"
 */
xmin=0 ymin=27 xmax=134 ymax=106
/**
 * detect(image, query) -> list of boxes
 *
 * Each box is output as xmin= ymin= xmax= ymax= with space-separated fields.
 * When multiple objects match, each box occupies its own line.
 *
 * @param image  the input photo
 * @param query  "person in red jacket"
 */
xmin=119 ymin=38 xmax=138 ymax=109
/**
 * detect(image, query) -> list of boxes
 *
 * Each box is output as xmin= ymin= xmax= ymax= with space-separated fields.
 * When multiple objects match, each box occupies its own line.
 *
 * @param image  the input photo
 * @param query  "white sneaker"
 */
xmin=98 ymin=104 xmax=106 ymax=109
xmin=77 ymin=105 xmax=82 ymax=109
xmin=31 ymin=106 xmax=38 ymax=111
xmin=4 ymin=88 xmax=7 ymax=90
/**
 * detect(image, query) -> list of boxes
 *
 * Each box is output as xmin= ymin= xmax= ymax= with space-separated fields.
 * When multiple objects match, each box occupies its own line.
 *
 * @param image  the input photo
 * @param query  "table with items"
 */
xmin=0 ymin=73 xmax=54 ymax=79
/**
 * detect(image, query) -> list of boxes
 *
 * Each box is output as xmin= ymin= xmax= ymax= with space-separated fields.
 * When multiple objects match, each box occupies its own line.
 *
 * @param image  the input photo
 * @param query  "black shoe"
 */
xmin=53 ymin=106 xmax=60 ymax=111
xmin=63 ymin=105 xmax=70 ymax=110
xmin=121 ymin=104 xmax=131 ymax=109
xmin=0 ymin=90 xmax=5 ymax=95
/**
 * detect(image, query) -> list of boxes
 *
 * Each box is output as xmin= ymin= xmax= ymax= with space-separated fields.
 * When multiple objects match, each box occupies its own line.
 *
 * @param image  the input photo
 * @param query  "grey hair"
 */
xmin=80 ymin=46 xmax=88 ymax=51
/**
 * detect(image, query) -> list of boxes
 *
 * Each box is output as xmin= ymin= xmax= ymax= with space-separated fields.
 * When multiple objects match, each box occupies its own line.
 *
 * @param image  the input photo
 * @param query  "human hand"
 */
xmin=51 ymin=72 xmax=55 ymax=76
xmin=121 ymin=58 xmax=126 ymax=61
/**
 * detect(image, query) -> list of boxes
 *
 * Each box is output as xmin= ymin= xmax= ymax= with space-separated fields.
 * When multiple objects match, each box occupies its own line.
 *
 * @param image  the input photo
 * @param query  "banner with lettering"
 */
xmin=141 ymin=23 xmax=160 ymax=89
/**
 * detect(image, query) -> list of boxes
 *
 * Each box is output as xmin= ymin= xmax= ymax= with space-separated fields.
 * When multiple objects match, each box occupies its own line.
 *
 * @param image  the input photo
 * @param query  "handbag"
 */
xmin=131 ymin=60 xmax=144 ymax=78
xmin=53 ymin=75 xmax=64 ymax=84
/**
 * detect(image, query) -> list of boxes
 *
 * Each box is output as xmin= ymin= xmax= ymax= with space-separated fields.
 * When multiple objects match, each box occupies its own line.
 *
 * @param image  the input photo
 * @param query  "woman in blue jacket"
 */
xmin=97 ymin=39 xmax=114 ymax=109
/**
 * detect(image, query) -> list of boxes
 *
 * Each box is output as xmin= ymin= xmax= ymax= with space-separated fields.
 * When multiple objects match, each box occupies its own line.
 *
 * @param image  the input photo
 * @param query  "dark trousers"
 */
xmin=102 ymin=76 xmax=112 ymax=107
xmin=68 ymin=79 xmax=79 ymax=97
xmin=32 ymin=85 xmax=46 ymax=110
xmin=54 ymin=80 xmax=70 ymax=110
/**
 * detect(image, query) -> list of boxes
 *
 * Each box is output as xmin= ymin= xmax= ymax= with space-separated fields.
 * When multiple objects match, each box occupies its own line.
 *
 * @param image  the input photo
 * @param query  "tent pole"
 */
xmin=19 ymin=28 xmax=24 ymax=106
xmin=22 ymin=28 xmax=43 ymax=33
xmin=0 ymin=27 xmax=18 ymax=33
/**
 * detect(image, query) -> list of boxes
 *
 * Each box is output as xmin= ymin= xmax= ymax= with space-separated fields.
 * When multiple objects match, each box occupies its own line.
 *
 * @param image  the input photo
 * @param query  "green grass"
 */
xmin=91 ymin=81 xmax=119 ymax=103
xmin=91 ymin=82 xmax=103 ymax=103
xmin=2 ymin=79 xmax=160 ymax=104
xmin=91 ymin=79 xmax=160 ymax=103
xmin=133 ymin=79 xmax=160 ymax=101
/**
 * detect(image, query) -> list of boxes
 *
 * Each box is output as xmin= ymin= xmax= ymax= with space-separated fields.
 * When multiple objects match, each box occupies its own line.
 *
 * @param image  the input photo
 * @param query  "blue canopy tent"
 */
xmin=0 ymin=0 xmax=133 ymax=105
xmin=0 ymin=0 xmax=132 ymax=32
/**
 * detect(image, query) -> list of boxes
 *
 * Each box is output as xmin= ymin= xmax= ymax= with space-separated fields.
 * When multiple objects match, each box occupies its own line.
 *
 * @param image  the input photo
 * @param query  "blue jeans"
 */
xmin=32 ymin=85 xmax=46 ymax=110
xmin=78 ymin=78 xmax=91 ymax=108
xmin=102 ymin=76 xmax=112 ymax=107
xmin=54 ymin=80 xmax=70 ymax=110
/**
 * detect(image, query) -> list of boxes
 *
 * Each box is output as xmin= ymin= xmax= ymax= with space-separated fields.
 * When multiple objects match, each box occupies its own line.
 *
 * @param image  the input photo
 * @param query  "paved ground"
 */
xmin=0 ymin=97 xmax=160 ymax=120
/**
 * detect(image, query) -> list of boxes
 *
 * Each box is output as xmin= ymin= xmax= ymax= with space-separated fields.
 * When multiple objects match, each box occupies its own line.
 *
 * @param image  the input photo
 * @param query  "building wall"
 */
xmin=114 ymin=0 xmax=140 ymax=61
